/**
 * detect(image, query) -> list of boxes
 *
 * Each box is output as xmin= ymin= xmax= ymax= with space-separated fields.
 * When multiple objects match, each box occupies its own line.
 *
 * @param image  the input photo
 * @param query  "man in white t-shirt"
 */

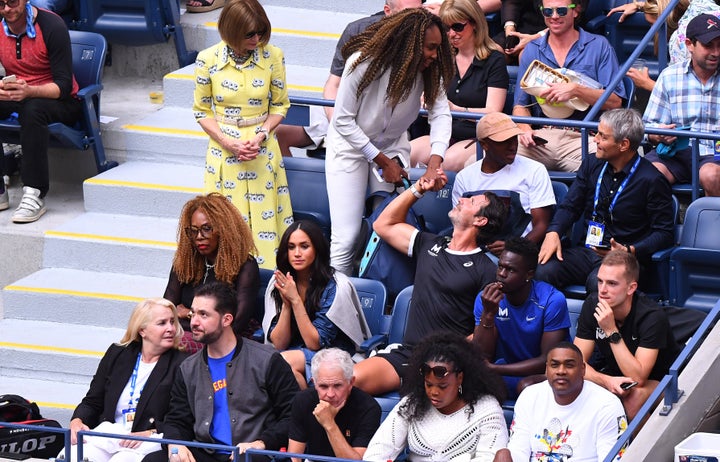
xmin=452 ymin=112 xmax=555 ymax=256
xmin=494 ymin=342 xmax=627 ymax=462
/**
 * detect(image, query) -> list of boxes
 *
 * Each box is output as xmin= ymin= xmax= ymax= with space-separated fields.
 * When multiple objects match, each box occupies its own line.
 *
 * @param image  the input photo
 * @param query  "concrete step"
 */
xmin=83 ymin=161 xmax=202 ymax=218
xmin=43 ymin=213 xmax=178 ymax=278
xmin=3 ymin=268 xmax=167 ymax=329
xmin=2 ymin=376 xmax=89 ymax=427
xmin=163 ymin=63 xmax=326 ymax=109
xmin=0 ymin=319 xmax=118 ymax=384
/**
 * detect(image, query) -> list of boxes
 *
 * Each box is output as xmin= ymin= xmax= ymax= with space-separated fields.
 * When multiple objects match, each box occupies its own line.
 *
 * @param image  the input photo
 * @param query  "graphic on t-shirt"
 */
xmin=530 ymin=417 xmax=577 ymax=461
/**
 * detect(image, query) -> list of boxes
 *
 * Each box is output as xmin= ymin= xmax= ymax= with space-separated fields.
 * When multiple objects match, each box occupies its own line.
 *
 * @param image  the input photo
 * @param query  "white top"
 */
xmin=327 ymin=51 xmax=452 ymax=164
xmin=113 ymin=358 xmax=158 ymax=424
xmin=364 ymin=395 xmax=508 ymax=462
xmin=451 ymin=156 xmax=555 ymax=236
xmin=507 ymin=380 xmax=627 ymax=462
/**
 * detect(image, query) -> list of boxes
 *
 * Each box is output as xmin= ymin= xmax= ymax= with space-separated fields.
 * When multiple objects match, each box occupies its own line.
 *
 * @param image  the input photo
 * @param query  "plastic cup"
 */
xmin=632 ymin=59 xmax=647 ymax=71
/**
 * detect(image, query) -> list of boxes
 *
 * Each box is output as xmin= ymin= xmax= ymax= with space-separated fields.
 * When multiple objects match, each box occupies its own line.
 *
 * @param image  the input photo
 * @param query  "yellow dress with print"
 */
xmin=193 ymin=42 xmax=293 ymax=269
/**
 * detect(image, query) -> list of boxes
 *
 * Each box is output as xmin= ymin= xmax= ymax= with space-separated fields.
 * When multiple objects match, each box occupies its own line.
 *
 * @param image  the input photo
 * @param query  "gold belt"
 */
xmin=215 ymin=114 xmax=267 ymax=127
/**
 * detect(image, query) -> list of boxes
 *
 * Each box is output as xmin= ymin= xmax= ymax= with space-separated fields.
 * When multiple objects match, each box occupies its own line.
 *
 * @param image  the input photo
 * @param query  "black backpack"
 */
xmin=0 ymin=395 xmax=42 ymax=423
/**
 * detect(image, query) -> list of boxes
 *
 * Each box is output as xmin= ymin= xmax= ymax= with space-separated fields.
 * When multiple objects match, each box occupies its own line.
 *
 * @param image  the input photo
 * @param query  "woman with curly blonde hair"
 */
xmin=164 ymin=192 xmax=260 ymax=352
xmin=326 ymin=8 xmax=455 ymax=275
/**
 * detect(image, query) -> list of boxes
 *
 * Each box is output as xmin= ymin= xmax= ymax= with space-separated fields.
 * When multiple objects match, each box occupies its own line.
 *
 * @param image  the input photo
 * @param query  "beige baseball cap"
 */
xmin=476 ymin=112 xmax=523 ymax=142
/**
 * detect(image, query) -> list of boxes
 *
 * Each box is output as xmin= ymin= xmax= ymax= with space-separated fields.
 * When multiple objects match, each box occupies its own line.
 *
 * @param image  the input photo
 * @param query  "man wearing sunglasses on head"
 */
xmin=511 ymin=0 xmax=626 ymax=173
xmin=0 ymin=0 xmax=82 ymax=222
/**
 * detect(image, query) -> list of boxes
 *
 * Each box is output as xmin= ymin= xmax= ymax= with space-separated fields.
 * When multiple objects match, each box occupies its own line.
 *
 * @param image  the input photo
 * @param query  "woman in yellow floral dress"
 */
xmin=193 ymin=0 xmax=293 ymax=269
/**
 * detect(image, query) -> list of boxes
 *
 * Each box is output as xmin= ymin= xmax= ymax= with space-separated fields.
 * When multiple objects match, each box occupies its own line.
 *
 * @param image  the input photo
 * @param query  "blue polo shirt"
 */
xmin=515 ymin=28 xmax=627 ymax=120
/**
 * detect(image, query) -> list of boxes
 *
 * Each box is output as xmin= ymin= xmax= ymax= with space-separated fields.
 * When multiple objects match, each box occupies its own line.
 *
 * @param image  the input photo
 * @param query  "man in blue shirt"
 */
xmin=512 ymin=0 xmax=626 ymax=172
xmin=643 ymin=13 xmax=720 ymax=197
xmin=536 ymin=108 xmax=674 ymax=292
xmin=473 ymin=236 xmax=570 ymax=399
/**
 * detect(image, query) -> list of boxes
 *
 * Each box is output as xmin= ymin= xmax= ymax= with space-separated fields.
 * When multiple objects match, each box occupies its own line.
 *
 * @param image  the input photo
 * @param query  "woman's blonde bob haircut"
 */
xmin=118 ymin=298 xmax=184 ymax=349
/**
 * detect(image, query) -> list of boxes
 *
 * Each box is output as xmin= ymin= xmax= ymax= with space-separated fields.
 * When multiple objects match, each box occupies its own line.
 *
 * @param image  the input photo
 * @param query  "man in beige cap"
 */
xmin=452 ymin=112 xmax=555 ymax=256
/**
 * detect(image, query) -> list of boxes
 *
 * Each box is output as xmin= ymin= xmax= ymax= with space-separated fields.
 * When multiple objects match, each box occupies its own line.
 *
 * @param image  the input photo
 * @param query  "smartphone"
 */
xmin=593 ymin=244 xmax=611 ymax=250
xmin=372 ymin=154 xmax=409 ymax=183
xmin=620 ymin=381 xmax=638 ymax=391
xmin=532 ymin=135 xmax=548 ymax=145
xmin=2 ymin=74 xmax=17 ymax=84
xmin=504 ymin=35 xmax=520 ymax=50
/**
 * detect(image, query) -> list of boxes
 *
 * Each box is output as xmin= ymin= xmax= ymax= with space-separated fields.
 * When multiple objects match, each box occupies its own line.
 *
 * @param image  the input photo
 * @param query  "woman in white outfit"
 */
xmin=325 ymin=8 xmax=455 ymax=275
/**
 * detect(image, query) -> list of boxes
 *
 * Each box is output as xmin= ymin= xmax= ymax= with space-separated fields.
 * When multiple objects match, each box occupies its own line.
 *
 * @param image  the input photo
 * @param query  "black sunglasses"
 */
xmin=539 ymin=4 xmax=576 ymax=17
xmin=244 ymin=29 xmax=267 ymax=39
xmin=0 ymin=0 xmax=19 ymax=8
xmin=184 ymin=224 xmax=214 ymax=239
xmin=448 ymin=22 xmax=469 ymax=33
xmin=420 ymin=363 xmax=456 ymax=378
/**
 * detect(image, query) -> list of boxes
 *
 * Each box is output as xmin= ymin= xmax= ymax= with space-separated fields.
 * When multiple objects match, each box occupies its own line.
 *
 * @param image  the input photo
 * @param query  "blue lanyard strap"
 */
xmin=127 ymin=353 xmax=142 ymax=407
xmin=592 ymin=156 xmax=641 ymax=219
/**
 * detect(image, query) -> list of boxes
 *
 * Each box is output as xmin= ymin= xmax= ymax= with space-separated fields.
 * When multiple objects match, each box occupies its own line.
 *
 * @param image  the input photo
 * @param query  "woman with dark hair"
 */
xmin=192 ymin=0 xmax=293 ymax=269
xmin=364 ymin=332 xmax=508 ymax=462
xmin=326 ymin=8 xmax=455 ymax=276
xmin=164 ymin=193 xmax=260 ymax=353
xmin=262 ymin=220 xmax=370 ymax=388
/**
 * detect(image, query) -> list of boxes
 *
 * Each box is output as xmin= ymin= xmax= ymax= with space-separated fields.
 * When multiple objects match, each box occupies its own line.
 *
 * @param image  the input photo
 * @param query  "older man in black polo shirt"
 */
xmin=536 ymin=108 xmax=674 ymax=292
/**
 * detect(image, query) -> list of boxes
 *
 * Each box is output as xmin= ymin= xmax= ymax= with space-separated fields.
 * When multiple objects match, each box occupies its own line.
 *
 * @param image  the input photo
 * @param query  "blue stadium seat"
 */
xmin=283 ymin=157 xmax=331 ymax=239
xmin=252 ymin=268 xmax=274 ymax=343
xmin=667 ymin=197 xmax=720 ymax=311
xmin=0 ymin=30 xmax=117 ymax=174
xmin=72 ymin=0 xmax=197 ymax=67
xmin=371 ymin=285 xmax=413 ymax=422
xmin=349 ymin=277 xmax=388 ymax=340
xmin=408 ymin=168 xmax=456 ymax=235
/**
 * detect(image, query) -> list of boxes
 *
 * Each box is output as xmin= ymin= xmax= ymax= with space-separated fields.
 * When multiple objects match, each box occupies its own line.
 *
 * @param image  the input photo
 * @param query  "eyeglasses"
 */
xmin=420 ymin=363 xmax=456 ymax=378
xmin=244 ymin=29 xmax=267 ymax=39
xmin=184 ymin=225 xmax=214 ymax=239
xmin=448 ymin=22 xmax=469 ymax=33
xmin=0 ymin=0 xmax=20 ymax=8
xmin=539 ymin=4 xmax=576 ymax=17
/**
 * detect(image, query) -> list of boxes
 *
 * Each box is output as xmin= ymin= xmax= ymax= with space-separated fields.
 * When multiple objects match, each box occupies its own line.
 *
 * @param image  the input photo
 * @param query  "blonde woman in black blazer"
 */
xmin=61 ymin=298 xmax=188 ymax=462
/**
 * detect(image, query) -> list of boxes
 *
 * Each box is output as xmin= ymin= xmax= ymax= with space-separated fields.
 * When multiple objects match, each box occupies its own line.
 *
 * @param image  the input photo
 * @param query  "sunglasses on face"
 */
xmin=420 ymin=363 xmax=456 ymax=378
xmin=0 ymin=0 xmax=20 ymax=8
xmin=184 ymin=224 xmax=214 ymax=239
xmin=539 ymin=4 xmax=576 ymax=17
xmin=448 ymin=22 xmax=469 ymax=33
xmin=244 ymin=29 xmax=267 ymax=39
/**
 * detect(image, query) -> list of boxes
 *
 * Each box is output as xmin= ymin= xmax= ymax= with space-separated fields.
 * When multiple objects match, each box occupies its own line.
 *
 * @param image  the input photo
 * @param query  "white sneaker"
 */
xmin=0 ymin=187 xmax=8 ymax=211
xmin=12 ymin=186 xmax=46 ymax=223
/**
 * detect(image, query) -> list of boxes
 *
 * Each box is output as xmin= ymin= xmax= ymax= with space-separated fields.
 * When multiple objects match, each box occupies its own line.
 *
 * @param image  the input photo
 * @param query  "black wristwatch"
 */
xmin=608 ymin=331 xmax=622 ymax=344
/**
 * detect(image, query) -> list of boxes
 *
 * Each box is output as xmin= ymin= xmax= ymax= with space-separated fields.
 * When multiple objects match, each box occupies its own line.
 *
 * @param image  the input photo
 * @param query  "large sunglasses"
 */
xmin=420 ymin=363 xmax=456 ymax=378
xmin=539 ymin=4 xmax=576 ymax=17
xmin=447 ymin=22 xmax=469 ymax=33
xmin=0 ymin=0 xmax=19 ymax=8
xmin=244 ymin=29 xmax=267 ymax=39
xmin=184 ymin=224 xmax=214 ymax=239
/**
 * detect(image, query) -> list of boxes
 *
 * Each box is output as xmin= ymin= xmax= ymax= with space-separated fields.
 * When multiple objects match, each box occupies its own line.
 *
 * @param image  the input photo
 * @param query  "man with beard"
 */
xmin=144 ymin=282 xmax=298 ymax=462
xmin=494 ymin=342 xmax=627 ymax=462
xmin=353 ymin=173 xmax=507 ymax=395
xmin=473 ymin=237 xmax=570 ymax=399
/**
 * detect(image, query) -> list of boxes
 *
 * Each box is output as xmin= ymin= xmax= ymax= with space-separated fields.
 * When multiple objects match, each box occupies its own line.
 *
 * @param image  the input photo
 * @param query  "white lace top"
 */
xmin=364 ymin=395 xmax=508 ymax=462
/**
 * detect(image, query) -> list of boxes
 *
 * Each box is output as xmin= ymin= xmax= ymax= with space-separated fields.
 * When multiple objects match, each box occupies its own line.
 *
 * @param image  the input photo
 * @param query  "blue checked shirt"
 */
xmin=643 ymin=59 xmax=720 ymax=157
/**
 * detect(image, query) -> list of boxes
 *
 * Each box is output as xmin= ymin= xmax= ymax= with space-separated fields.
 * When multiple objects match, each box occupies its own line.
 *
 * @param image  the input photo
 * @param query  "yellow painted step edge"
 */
xmin=0 ymin=341 xmax=103 ymax=357
xmin=44 ymin=230 xmax=177 ymax=249
xmin=83 ymin=178 xmax=203 ymax=194
xmin=3 ymin=286 xmax=144 ymax=303
xmin=201 ymin=24 xmax=340 ymax=39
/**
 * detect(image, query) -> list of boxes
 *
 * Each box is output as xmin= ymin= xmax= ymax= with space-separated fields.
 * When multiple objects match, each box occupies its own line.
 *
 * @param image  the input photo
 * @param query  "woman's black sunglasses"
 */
xmin=420 ymin=363 xmax=456 ymax=378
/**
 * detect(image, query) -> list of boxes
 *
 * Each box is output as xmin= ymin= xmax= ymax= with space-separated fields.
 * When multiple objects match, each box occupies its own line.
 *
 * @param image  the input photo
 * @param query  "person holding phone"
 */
xmin=325 ymin=8 xmax=455 ymax=275
xmin=0 ymin=0 xmax=82 ymax=223
xmin=573 ymin=251 xmax=680 ymax=420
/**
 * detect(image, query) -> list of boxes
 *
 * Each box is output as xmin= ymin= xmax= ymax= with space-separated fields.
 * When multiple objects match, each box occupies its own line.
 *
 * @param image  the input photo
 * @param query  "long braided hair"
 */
xmin=341 ymin=8 xmax=455 ymax=109
xmin=172 ymin=193 xmax=257 ymax=286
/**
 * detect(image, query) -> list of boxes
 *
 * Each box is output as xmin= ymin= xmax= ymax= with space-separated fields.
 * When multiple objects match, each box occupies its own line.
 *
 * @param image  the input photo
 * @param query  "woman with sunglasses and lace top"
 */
xmin=192 ymin=0 xmax=293 ymax=270
xmin=364 ymin=332 xmax=508 ymax=462
xmin=164 ymin=193 xmax=260 ymax=353
xmin=410 ymin=0 xmax=509 ymax=172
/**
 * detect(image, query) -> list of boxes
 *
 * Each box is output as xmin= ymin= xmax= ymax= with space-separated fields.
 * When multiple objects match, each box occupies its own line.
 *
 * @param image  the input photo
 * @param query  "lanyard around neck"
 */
xmin=592 ymin=156 xmax=641 ymax=220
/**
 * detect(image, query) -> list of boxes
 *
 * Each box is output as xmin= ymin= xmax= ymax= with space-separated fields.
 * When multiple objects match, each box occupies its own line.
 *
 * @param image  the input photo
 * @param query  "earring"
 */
xmin=458 ymin=385 xmax=463 ymax=395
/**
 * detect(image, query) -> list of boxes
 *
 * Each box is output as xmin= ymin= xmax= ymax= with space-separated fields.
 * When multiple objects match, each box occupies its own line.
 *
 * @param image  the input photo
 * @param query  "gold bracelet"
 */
xmin=482 ymin=322 xmax=495 ymax=329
